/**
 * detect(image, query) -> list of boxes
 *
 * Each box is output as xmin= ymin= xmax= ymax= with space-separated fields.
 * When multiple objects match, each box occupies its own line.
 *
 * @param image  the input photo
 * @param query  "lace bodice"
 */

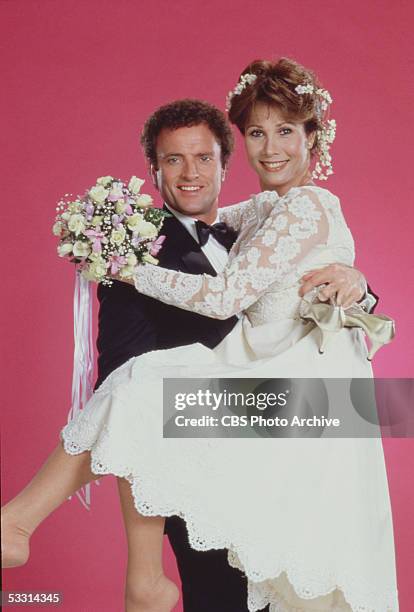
xmin=134 ymin=186 xmax=355 ymax=325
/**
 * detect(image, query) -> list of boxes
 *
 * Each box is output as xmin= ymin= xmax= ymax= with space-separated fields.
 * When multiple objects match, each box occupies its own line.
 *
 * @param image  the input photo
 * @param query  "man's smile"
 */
xmin=176 ymin=184 xmax=203 ymax=192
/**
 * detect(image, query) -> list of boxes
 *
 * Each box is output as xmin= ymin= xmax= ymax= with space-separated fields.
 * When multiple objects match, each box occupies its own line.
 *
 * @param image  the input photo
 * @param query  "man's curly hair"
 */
xmin=140 ymin=99 xmax=234 ymax=168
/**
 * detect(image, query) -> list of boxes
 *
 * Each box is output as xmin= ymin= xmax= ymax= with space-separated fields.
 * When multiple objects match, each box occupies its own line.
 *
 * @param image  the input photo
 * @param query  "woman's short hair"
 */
xmin=228 ymin=58 xmax=324 ymax=152
xmin=141 ymin=99 xmax=234 ymax=168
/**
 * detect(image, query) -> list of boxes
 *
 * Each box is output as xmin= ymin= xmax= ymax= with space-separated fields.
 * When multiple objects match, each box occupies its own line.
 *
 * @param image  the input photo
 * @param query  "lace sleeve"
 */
xmin=134 ymin=187 xmax=330 ymax=319
xmin=217 ymin=197 xmax=259 ymax=231
xmin=218 ymin=191 xmax=281 ymax=231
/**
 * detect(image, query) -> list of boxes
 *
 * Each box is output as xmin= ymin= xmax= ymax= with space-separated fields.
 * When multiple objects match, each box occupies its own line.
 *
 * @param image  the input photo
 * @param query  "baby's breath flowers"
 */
xmin=54 ymin=176 xmax=169 ymax=285
xmin=295 ymin=83 xmax=314 ymax=95
xmin=225 ymin=73 xmax=257 ymax=112
xmin=294 ymin=83 xmax=336 ymax=181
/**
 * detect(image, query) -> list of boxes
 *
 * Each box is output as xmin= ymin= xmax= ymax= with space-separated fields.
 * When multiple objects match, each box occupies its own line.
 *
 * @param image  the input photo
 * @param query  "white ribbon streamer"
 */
xmin=69 ymin=270 xmax=94 ymax=421
xmin=66 ymin=268 xmax=99 ymax=509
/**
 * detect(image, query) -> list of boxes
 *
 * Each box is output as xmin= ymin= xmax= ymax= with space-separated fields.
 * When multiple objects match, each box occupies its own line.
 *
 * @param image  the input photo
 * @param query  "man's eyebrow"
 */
xmin=158 ymin=151 xmax=217 ymax=158
xmin=157 ymin=152 xmax=183 ymax=158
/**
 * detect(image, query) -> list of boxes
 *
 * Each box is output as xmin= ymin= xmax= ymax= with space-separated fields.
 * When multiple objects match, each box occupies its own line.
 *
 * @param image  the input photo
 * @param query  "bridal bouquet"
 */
xmin=53 ymin=175 xmax=168 ymax=285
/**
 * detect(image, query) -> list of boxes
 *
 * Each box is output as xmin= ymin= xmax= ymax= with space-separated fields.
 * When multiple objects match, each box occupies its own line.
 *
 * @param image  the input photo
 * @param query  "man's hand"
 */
xmin=299 ymin=264 xmax=366 ymax=309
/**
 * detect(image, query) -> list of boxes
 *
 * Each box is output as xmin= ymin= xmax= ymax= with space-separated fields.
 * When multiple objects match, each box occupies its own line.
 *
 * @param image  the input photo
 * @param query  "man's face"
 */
xmin=152 ymin=124 xmax=224 ymax=223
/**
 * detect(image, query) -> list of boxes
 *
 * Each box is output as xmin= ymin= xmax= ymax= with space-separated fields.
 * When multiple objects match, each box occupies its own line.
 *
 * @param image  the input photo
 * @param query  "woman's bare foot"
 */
xmin=1 ymin=509 xmax=32 ymax=568
xmin=125 ymin=573 xmax=180 ymax=612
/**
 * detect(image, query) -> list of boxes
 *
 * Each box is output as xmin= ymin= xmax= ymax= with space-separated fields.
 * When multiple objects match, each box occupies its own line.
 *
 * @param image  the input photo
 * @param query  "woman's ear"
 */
xmin=307 ymin=132 xmax=316 ymax=150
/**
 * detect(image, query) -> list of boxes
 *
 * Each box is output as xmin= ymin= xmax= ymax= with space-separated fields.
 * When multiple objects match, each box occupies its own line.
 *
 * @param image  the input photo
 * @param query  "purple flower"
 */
xmin=85 ymin=203 xmax=95 ymax=220
xmin=131 ymin=234 xmax=145 ymax=248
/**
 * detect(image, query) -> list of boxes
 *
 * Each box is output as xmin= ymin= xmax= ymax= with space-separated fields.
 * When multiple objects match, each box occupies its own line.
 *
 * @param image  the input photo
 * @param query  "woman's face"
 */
xmin=244 ymin=102 xmax=314 ymax=196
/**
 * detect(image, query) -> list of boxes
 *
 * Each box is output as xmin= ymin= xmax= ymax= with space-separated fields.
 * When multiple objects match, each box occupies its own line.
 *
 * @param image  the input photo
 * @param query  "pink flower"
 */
xmin=84 ymin=228 xmax=105 ymax=253
xmin=149 ymin=235 xmax=166 ymax=257
xmin=108 ymin=254 xmax=127 ymax=274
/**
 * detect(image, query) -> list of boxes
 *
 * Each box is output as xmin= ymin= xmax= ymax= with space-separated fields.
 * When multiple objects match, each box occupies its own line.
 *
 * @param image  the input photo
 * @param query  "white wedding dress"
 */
xmin=60 ymin=186 xmax=398 ymax=611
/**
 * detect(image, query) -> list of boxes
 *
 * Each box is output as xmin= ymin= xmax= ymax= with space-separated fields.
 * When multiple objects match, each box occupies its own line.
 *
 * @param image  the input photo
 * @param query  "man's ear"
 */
xmin=221 ymin=165 xmax=227 ymax=182
xmin=150 ymin=164 xmax=159 ymax=190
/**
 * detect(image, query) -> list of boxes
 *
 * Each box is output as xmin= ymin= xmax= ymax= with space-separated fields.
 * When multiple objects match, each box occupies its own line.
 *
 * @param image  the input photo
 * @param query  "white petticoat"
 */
xmin=60 ymin=319 xmax=399 ymax=612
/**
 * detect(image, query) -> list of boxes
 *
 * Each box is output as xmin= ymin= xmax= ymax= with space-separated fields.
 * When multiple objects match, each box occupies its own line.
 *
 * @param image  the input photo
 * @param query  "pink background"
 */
xmin=1 ymin=1 xmax=413 ymax=610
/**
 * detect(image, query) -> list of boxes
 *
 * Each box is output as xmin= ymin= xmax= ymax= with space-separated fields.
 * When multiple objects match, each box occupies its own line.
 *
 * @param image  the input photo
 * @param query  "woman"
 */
xmin=2 ymin=58 xmax=398 ymax=611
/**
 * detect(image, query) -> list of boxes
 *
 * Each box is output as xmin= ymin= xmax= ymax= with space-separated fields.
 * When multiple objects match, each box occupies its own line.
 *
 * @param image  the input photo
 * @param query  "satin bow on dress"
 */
xmin=299 ymin=298 xmax=395 ymax=360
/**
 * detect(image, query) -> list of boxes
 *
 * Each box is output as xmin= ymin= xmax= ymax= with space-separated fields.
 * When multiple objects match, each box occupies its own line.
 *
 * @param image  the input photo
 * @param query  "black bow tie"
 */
xmin=195 ymin=220 xmax=237 ymax=251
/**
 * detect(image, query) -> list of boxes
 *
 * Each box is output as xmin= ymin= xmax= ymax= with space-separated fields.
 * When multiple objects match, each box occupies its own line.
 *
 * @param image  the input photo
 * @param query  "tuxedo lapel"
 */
xmin=159 ymin=209 xmax=217 ymax=276
xmin=181 ymin=250 xmax=217 ymax=276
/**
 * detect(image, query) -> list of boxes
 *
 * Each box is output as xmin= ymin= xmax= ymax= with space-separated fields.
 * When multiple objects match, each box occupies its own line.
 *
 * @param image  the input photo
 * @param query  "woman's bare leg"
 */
xmin=1 ymin=440 xmax=100 ymax=568
xmin=117 ymin=477 xmax=179 ymax=612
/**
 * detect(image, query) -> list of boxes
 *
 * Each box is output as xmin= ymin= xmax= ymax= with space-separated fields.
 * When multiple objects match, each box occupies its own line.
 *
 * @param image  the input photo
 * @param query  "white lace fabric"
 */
xmin=134 ymin=187 xmax=334 ymax=320
xmin=61 ymin=354 xmax=399 ymax=611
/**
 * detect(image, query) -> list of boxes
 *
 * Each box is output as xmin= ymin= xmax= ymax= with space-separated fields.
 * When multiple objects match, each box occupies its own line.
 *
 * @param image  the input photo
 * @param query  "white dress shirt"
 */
xmin=164 ymin=202 xmax=229 ymax=274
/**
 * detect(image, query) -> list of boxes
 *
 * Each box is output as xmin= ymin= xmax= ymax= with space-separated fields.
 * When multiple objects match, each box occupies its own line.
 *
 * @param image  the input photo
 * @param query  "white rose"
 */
xmin=126 ymin=213 xmax=143 ymax=231
xmin=115 ymin=200 xmax=127 ymax=215
xmin=96 ymin=176 xmax=113 ymax=187
xmin=89 ymin=185 xmax=109 ymax=204
xmin=111 ymin=226 xmax=126 ymax=245
xmin=52 ymin=221 xmax=65 ymax=236
xmin=91 ymin=215 xmax=103 ymax=227
xmin=135 ymin=194 xmax=153 ymax=208
xmin=67 ymin=200 xmax=83 ymax=213
xmin=89 ymin=251 xmax=104 ymax=262
xmin=126 ymin=253 xmax=137 ymax=266
xmin=135 ymin=220 xmax=157 ymax=238
xmin=68 ymin=213 xmax=86 ymax=236
xmin=142 ymin=253 xmax=159 ymax=265
xmin=61 ymin=211 xmax=71 ymax=221
xmin=57 ymin=242 xmax=73 ymax=257
xmin=83 ymin=259 xmax=107 ymax=281
xmin=73 ymin=241 xmax=91 ymax=257
xmin=128 ymin=176 xmax=145 ymax=194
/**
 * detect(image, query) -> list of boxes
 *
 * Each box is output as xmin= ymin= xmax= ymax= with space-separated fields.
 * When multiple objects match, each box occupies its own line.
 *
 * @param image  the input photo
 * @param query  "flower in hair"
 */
xmin=315 ymin=88 xmax=332 ymax=111
xmin=295 ymin=83 xmax=314 ymax=95
xmin=295 ymin=83 xmax=332 ymax=114
xmin=225 ymin=73 xmax=257 ymax=112
xmin=295 ymin=82 xmax=336 ymax=181
xmin=312 ymin=119 xmax=337 ymax=180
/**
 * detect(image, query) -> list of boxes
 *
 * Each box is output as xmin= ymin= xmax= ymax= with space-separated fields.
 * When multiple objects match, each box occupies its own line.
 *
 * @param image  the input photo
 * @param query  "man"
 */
xmin=96 ymin=99 xmax=375 ymax=611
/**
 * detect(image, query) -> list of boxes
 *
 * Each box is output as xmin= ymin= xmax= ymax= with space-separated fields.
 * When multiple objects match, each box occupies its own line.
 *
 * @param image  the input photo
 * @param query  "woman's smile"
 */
xmin=260 ymin=159 xmax=289 ymax=172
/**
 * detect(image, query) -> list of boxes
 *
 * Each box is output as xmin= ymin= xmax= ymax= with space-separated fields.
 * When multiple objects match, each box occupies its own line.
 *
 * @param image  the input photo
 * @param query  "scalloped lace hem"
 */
xmin=60 ymin=432 xmax=399 ymax=612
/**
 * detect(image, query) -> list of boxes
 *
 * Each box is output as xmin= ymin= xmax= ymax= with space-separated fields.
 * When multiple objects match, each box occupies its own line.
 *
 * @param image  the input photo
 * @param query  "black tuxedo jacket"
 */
xmin=95 ymin=213 xmax=238 ymax=390
xmin=95 ymin=214 xmax=255 ymax=611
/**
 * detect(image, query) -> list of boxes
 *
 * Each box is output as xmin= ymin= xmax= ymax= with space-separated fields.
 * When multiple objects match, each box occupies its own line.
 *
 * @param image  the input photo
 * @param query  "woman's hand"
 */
xmin=299 ymin=264 xmax=366 ymax=309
